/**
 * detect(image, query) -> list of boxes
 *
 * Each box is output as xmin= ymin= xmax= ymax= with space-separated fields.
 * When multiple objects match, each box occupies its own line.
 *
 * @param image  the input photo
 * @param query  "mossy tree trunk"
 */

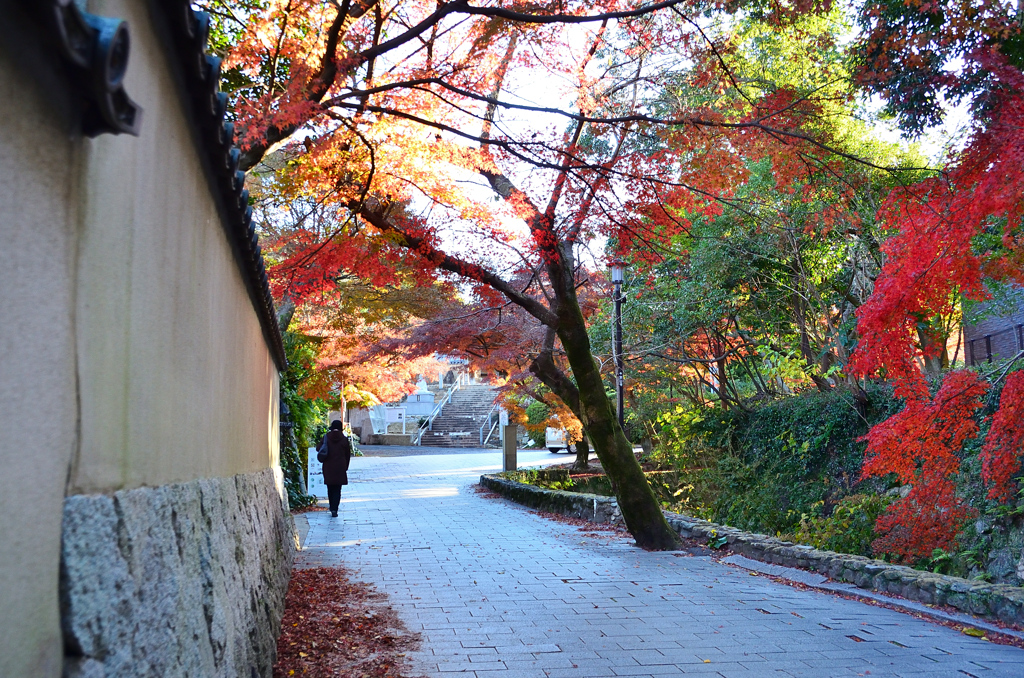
xmin=554 ymin=297 xmax=681 ymax=550
xmin=545 ymin=246 xmax=680 ymax=551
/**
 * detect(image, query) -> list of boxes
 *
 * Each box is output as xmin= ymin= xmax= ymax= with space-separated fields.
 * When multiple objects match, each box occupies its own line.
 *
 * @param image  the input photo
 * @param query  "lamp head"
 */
xmin=609 ymin=258 xmax=626 ymax=284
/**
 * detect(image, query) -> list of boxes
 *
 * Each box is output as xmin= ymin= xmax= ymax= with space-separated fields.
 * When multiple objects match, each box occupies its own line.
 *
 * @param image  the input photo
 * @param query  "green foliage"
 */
xmin=789 ymin=493 xmax=894 ymax=556
xmin=279 ymin=439 xmax=314 ymax=510
xmin=647 ymin=384 xmax=1024 ymax=580
xmin=280 ymin=331 xmax=327 ymax=509
xmin=922 ymin=546 xmax=991 ymax=580
xmin=647 ymin=405 xmax=742 ymax=515
xmin=499 ymin=468 xmax=575 ymax=491
xmin=652 ymin=385 xmax=901 ymax=535
xmin=524 ymin=400 xmax=551 ymax=449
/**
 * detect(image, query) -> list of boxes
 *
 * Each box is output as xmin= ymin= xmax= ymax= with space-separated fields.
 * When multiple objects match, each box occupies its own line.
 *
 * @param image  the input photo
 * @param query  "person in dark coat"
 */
xmin=317 ymin=420 xmax=352 ymax=517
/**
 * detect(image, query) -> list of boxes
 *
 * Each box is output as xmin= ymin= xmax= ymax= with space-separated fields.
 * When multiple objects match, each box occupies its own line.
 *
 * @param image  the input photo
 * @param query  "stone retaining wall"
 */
xmin=371 ymin=433 xmax=414 ymax=446
xmin=60 ymin=467 xmax=295 ymax=677
xmin=481 ymin=474 xmax=1024 ymax=628
xmin=479 ymin=474 xmax=622 ymax=525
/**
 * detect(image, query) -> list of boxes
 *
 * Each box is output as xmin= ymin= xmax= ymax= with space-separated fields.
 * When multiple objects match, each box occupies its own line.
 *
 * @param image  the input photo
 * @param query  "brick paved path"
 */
xmin=296 ymin=450 xmax=1024 ymax=677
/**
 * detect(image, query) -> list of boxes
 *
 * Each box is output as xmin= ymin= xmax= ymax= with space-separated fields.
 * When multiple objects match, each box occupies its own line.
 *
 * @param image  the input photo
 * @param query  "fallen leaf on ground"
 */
xmin=273 ymin=567 xmax=426 ymax=678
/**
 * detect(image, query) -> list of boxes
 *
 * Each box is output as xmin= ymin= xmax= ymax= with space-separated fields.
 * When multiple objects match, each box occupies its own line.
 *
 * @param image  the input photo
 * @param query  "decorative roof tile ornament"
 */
xmin=42 ymin=0 xmax=143 ymax=136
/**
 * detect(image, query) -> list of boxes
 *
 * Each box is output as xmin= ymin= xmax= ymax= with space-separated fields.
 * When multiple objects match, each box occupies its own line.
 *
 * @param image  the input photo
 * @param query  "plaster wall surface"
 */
xmin=70 ymin=0 xmax=280 ymax=494
xmin=0 ymin=29 xmax=78 ymax=678
xmin=1 ymin=2 xmax=286 ymax=676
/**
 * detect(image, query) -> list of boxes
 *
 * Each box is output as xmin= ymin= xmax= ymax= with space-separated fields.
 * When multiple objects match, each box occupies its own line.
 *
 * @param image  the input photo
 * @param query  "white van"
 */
xmin=545 ymin=427 xmax=573 ymax=453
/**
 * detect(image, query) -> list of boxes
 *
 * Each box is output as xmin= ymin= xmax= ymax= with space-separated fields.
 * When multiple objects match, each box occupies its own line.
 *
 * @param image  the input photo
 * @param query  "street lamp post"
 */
xmin=610 ymin=259 xmax=626 ymax=430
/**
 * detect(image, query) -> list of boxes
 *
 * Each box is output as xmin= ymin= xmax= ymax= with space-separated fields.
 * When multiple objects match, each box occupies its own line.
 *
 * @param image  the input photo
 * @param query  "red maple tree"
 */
xmin=850 ymin=3 xmax=1024 ymax=558
xmin=209 ymin=0 xmax=1024 ymax=551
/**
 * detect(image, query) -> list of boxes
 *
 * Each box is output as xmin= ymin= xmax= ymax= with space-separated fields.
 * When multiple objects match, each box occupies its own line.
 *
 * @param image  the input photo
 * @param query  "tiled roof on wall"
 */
xmin=39 ymin=0 xmax=287 ymax=370
xmin=151 ymin=0 xmax=287 ymax=370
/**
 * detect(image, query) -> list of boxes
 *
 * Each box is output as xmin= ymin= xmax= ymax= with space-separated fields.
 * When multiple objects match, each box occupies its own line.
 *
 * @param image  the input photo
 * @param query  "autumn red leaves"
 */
xmin=210 ymin=0 xmax=1024 ymax=555
xmin=852 ymin=52 xmax=1024 ymax=560
xmin=273 ymin=567 xmax=422 ymax=678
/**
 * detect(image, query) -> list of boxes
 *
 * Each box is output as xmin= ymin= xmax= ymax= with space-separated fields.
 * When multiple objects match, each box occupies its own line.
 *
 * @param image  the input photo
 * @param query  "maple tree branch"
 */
xmin=426 ymin=302 xmax=516 ymax=324
xmin=202 ymin=0 xmax=247 ymax=28
xmin=356 ymin=204 xmax=559 ymax=326
xmin=239 ymin=1 xmax=378 ymax=171
xmin=329 ymin=101 xmax=569 ymax=172
xmin=324 ymin=0 xmax=378 ymax=88
xmin=266 ymin=1 xmax=295 ymax=99
xmin=566 ymin=57 xmax=638 ymax=245
xmin=325 ymin=104 xmax=730 ymax=230
xmin=328 ymin=78 xmax=933 ymax=176
xmin=529 ymin=328 xmax=583 ymax=416
xmin=543 ymin=119 xmax=586 ymax=225
xmin=358 ymin=0 xmax=690 ymax=62
xmin=481 ymin=34 xmax=519 ymax=142
xmin=538 ymin=19 xmax=606 ymax=233
xmin=671 ymin=7 xmax=756 ymax=108
xmin=358 ymin=1 xmax=385 ymax=113
xmin=268 ymin=117 xmax=378 ymax=276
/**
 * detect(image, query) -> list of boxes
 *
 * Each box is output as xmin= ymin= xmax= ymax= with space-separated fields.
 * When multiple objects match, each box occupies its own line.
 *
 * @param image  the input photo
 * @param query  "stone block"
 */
xmin=480 ymin=475 xmax=624 ymax=526
xmin=61 ymin=468 xmax=293 ymax=677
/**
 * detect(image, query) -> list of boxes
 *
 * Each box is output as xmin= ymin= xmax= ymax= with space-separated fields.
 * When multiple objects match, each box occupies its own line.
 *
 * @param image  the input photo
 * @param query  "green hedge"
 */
xmin=651 ymin=385 xmax=902 ymax=537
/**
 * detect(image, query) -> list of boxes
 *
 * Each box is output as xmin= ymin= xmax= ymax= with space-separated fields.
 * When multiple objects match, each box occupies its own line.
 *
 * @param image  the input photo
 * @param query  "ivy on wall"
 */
xmin=280 ymin=331 xmax=326 ymax=509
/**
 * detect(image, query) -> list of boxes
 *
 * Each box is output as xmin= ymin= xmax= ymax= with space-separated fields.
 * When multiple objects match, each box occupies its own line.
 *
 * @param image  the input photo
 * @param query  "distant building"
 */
xmin=964 ymin=292 xmax=1024 ymax=366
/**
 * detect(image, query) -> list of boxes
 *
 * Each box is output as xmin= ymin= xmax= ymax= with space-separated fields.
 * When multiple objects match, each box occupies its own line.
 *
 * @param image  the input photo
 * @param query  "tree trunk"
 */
xmin=795 ymin=301 xmax=832 ymax=392
xmin=917 ymin=320 xmax=949 ymax=378
xmin=277 ymin=294 xmax=296 ymax=333
xmin=573 ymin=430 xmax=590 ymax=470
xmin=554 ymin=293 xmax=681 ymax=550
xmin=528 ymin=328 xmax=590 ymax=470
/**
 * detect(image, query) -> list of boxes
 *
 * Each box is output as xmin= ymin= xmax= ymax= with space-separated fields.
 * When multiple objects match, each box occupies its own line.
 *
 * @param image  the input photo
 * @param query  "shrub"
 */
xmin=789 ymin=493 xmax=894 ymax=556
xmin=652 ymin=385 xmax=901 ymax=535
xmin=524 ymin=400 xmax=550 ymax=448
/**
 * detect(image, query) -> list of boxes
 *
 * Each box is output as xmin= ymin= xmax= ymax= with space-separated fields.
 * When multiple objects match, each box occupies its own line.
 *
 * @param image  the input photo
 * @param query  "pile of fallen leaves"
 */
xmin=273 ymin=567 xmax=424 ymax=677
xmin=290 ymin=503 xmax=325 ymax=515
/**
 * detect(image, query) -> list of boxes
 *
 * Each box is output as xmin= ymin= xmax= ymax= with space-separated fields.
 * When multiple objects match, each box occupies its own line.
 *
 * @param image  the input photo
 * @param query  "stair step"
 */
xmin=416 ymin=383 xmax=500 ymax=447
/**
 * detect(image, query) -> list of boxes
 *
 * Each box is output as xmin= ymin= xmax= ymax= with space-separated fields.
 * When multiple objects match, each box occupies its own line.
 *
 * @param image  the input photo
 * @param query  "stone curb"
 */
xmin=479 ymin=474 xmax=622 ymax=525
xmin=720 ymin=554 xmax=1024 ymax=641
xmin=480 ymin=473 xmax=1024 ymax=628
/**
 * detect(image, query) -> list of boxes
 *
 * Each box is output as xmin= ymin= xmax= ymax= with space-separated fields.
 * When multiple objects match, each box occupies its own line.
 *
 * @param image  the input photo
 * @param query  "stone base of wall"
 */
xmin=60 ymin=468 xmax=295 ymax=677
xmin=481 ymin=473 xmax=1024 ymax=628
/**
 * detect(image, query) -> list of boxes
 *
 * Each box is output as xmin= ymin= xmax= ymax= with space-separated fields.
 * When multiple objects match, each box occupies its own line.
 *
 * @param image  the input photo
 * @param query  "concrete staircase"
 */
xmin=418 ymin=384 xmax=499 ymax=448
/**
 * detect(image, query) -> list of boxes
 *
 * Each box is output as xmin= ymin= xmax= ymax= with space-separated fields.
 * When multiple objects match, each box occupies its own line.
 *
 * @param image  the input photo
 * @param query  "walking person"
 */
xmin=317 ymin=420 xmax=352 ymax=517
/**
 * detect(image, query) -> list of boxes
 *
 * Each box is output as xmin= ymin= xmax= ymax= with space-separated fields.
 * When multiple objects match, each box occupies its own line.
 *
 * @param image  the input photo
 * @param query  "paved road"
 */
xmin=295 ymin=449 xmax=1024 ymax=677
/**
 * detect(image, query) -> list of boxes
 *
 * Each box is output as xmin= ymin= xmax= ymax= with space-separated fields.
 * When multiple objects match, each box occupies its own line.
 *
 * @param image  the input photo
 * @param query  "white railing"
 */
xmin=369 ymin=405 xmax=389 ymax=435
xmin=479 ymin=402 xmax=500 ymax=446
xmin=413 ymin=372 xmax=466 ymax=445
xmin=369 ymin=404 xmax=408 ymax=435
